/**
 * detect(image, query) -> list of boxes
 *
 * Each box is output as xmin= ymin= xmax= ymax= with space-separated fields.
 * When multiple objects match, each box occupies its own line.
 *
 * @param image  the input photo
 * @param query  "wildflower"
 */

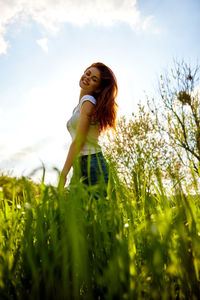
xmin=147 ymin=276 xmax=151 ymax=281
xmin=25 ymin=202 xmax=31 ymax=210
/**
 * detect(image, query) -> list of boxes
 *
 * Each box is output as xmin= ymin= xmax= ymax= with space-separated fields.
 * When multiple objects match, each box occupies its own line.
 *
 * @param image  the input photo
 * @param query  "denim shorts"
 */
xmin=73 ymin=152 xmax=109 ymax=186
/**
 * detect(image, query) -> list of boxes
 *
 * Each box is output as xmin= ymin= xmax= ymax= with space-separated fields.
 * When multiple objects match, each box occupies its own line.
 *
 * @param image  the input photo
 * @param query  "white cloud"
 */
xmin=37 ymin=37 xmax=48 ymax=52
xmin=141 ymin=15 xmax=160 ymax=34
xmin=0 ymin=35 xmax=9 ymax=55
xmin=141 ymin=15 xmax=154 ymax=30
xmin=0 ymin=0 xmax=155 ymax=55
xmin=0 ymin=68 xmax=79 ymax=179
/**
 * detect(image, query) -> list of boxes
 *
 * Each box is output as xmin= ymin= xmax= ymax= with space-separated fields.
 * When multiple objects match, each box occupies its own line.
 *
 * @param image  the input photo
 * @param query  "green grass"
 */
xmin=0 ymin=165 xmax=200 ymax=300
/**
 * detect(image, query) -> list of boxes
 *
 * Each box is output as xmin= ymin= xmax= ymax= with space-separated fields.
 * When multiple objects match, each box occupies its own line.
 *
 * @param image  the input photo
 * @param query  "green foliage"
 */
xmin=0 ymin=164 xmax=200 ymax=299
xmin=101 ymin=104 xmax=173 ymax=198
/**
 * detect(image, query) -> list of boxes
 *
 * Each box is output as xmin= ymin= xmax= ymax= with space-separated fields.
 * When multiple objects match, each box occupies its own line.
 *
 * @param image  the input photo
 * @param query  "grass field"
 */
xmin=0 ymin=162 xmax=200 ymax=299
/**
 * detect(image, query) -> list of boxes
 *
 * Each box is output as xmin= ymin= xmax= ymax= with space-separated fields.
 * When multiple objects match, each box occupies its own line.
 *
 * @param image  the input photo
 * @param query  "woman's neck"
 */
xmin=79 ymin=90 xmax=93 ymax=103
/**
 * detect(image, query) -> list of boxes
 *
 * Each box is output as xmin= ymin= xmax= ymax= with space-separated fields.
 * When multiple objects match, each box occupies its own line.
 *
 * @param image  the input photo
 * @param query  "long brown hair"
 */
xmin=86 ymin=62 xmax=118 ymax=132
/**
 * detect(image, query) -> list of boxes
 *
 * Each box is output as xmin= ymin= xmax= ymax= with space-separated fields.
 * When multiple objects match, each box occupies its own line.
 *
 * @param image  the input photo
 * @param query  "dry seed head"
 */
xmin=187 ymin=74 xmax=193 ymax=81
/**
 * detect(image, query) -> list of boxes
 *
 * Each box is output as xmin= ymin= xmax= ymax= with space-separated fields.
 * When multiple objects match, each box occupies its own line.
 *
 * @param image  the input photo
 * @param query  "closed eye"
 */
xmin=85 ymin=70 xmax=99 ymax=82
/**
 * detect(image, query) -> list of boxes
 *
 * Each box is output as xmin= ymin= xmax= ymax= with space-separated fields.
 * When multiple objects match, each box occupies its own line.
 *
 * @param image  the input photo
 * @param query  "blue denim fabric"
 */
xmin=78 ymin=152 xmax=109 ymax=186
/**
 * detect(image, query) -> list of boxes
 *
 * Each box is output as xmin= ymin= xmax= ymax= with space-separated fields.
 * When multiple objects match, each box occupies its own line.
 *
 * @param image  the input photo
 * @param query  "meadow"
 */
xmin=0 ymin=159 xmax=200 ymax=300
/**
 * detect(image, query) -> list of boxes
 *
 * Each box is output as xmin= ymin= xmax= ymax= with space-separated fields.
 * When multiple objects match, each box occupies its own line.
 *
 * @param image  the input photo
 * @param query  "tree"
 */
xmin=101 ymin=104 xmax=173 ymax=199
xmin=148 ymin=59 xmax=200 ymax=176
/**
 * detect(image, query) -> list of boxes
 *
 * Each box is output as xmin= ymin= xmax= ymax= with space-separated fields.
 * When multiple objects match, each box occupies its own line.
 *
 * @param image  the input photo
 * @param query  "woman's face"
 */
xmin=79 ymin=67 xmax=101 ymax=94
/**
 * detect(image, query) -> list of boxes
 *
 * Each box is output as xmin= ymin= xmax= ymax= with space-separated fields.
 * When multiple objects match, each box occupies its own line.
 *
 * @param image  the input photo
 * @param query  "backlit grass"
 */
xmin=0 ymin=164 xmax=200 ymax=299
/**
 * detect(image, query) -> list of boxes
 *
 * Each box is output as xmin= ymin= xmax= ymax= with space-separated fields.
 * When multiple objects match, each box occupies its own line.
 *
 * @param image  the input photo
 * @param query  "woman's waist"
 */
xmin=79 ymin=151 xmax=102 ymax=158
xmin=79 ymin=144 xmax=101 ymax=156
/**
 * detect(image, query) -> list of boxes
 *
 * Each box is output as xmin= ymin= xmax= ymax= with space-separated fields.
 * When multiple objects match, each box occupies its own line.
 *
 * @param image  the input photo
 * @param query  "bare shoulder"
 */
xmin=80 ymin=100 xmax=95 ymax=116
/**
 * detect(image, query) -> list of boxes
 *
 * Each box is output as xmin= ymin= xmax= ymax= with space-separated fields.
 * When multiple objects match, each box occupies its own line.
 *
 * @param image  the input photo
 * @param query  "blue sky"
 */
xmin=0 ymin=0 xmax=199 ymax=185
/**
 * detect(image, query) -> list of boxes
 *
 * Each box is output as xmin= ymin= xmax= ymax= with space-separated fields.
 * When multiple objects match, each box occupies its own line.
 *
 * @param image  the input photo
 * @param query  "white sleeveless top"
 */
xmin=66 ymin=95 xmax=101 ymax=156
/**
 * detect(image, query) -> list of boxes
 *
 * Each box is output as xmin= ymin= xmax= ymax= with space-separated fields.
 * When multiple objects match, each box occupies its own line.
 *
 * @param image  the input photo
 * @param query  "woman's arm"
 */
xmin=59 ymin=100 xmax=95 ymax=187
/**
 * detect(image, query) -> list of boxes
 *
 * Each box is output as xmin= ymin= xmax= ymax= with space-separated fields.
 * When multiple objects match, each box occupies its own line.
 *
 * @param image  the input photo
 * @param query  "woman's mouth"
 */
xmin=82 ymin=78 xmax=89 ymax=85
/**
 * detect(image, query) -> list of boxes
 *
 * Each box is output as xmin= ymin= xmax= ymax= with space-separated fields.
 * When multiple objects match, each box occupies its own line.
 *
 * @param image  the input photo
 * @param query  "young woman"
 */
xmin=59 ymin=62 xmax=118 ymax=188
